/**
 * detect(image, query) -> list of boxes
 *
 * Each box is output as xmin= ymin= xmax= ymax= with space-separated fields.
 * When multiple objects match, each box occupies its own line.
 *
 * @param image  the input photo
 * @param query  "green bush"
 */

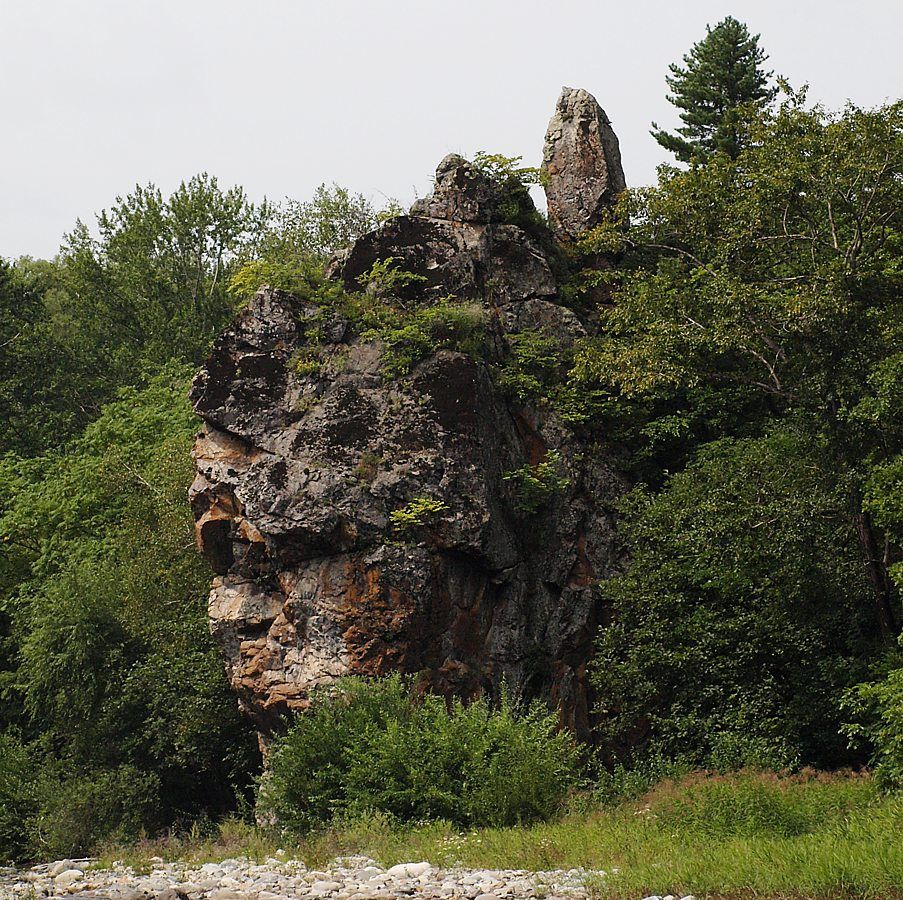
xmin=356 ymin=257 xmax=427 ymax=298
xmin=0 ymin=731 xmax=37 ymax=862
xmin=259 ymin=676 xmax=578 ymax=833
xmin=592 ymin=431 xmax=876 ymax=769
xmin=0 ymin=734 xmax=162 ymax=862
xmin=503 ymin=450 xmax=571 ymax=514
xmin=29 ymin=765 xmax=161 ymax=859
xmin=363 ymin=298 xmax=488 ymax=379
xmin=843 ymin=651 xmax=903 ymax=790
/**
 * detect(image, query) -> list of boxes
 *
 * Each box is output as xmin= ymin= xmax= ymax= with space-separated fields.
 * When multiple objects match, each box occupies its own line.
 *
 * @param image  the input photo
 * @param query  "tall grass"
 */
xmin=96 ymin=771 xmax=903 ymax=899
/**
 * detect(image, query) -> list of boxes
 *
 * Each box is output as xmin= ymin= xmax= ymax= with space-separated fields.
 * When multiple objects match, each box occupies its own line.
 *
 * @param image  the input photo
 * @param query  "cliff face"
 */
xmin=189 ymin=87 xmax=627 ymax=742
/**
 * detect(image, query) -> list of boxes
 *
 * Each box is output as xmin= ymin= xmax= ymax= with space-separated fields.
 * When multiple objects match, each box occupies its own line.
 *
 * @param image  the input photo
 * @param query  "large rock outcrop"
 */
xmin=543 ymin=87 xmax=626 ymax=241
xmin=190 ymin=90 xmax=627 ymax=743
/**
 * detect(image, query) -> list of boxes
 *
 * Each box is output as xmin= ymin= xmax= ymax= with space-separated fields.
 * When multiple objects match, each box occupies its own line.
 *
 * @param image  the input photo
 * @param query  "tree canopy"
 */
xmin=651 ymin=16 xmax=776 ymax=162
xmin=573 ymin=91 xmax=903 ymax=767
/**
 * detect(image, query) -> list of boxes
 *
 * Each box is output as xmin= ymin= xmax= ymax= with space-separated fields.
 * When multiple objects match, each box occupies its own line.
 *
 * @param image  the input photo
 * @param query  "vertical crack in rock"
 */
xmin=543 ymin=86 xmax=627 ymax=241
xmin=190 ymin=90 xmax=629 ymax=745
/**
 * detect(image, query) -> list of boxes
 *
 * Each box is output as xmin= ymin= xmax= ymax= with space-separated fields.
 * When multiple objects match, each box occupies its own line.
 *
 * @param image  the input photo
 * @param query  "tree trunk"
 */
xmin=852 ymin=495 xmax=898 ymax=642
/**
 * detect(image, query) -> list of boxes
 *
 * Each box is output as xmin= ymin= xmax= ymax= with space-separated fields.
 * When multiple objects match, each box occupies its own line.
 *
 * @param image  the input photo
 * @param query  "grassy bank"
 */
xmin=95 ymin=771 xmax=903 ymax=899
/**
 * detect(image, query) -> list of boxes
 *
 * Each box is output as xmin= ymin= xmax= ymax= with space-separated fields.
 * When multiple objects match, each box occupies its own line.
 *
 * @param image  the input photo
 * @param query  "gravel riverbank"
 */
xmin=0 ymin=856 xmax=695 ymax=900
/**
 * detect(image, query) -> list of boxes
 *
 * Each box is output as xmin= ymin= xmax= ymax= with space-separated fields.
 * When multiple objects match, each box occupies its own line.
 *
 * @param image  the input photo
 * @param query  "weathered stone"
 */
xmin=190 ymin=91 xmax=628 ymax=744
xmin=409 ymin=154 xmax=497 ymax=223
xmin=542 ymin=87 xmax=626 ymax=240
xmin=52 ymin=871 xmax=83 ymax=890
xmin=0 ymin=859 xmax=597 ymax=900
xmin=47 ymin=864 xmax=78 ymax=879
xmin=154 ymin=890 xmax=189 ymax=900
xmin=386 ymin=863 xmax=431 ymax=878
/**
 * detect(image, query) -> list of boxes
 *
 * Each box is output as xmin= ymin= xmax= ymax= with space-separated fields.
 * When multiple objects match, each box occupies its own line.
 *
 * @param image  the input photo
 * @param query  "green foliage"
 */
xmin=0 ymin=368 xmax=258 ymax=859
xmin=0 ymin=175 xmax=515 ymax=860
xmin=856 ymin=354 xmax=903 ymax=592
xmin=0 ymin=731 xmax=36 ymax=861
xmin=362 ymin=298 xmax=488 ymax=379
xmin=576 ymin=96 xmax=903 ymax=704
xmin=843 ymin=650 xmax=903 ymax=790
xmin=0 ymin=260 xmax=101 ymax=456
xmin=274 ymin=183 xmax=379 ymax=261
xmin=290 ymin=347 xmax=323 ymax=377
xmin=581 ymin=97 xmax=903 ymax=410
xmin=30 ymin=765 xmax=162 ymax=859
xmin=496 ymin=330 xmax=567 ymax=403
xmin=592 ymin=432 xmax=875 ymax=768
xmin=229 ymin=184 xmax=385 ymax=301
xmin=503 ymin=450 xmax=571 ymax=515
xmin=230 ymin=254 xmax=348 ymax=312
xmin=651 ymin=16 xmax=776 ymax=161
xmin=259 ymin=676 xmax=578 ymax=832
xmin=593 ymin=753 xmax=693 ymax=806
xmin=471 ymin=152 xmax=541 ymax=187
xmin=389 ymin=497 xmax=450 ymax=532
xmin=228 ymin=184 xmax=396 ymax=300
xmin=0 ymin=737 xmax=162 ymax=862
xmin=354 ymin=452 xmax=383 ymax=484
xmin=233 ymin=256 xmax=488 ymax=382
xmin=645 ymin=771 xmax=878 ymax=840
xmin=356 ymin=256 xmax=428 ymax=298
xmin=471 ymin=151 xmax=554 ymax=250
xmin=59 ymin=174 xmax=266 ymax=378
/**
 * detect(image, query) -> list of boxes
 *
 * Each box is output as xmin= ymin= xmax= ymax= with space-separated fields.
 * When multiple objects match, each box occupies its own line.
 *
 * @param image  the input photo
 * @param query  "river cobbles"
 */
xmin=0 ymin=857 xmax=695 ymax=900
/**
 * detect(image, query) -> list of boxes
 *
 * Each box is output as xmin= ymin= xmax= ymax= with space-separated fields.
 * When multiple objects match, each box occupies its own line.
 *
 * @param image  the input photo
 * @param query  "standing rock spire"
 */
xmin=542 ymin=87 xmax=626 ymax=241
xmin=189 ymin=148 xmax=627 ymax=747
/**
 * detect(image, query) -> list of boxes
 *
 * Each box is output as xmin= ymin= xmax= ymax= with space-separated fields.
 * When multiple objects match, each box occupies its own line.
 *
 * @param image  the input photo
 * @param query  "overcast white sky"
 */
xmin=2 ymin=0 xmax=900 ymax=259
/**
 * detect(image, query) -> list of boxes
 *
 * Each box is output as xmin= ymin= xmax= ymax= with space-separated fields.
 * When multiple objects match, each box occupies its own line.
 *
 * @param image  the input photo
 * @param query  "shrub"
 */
xmin=503 ymin=450 xmax=571 ymax=514
xmin=259 ymin=676 xmax=578 ymax=833
xmin=29 ymin=766 xmax=161 ymax=859
xmin=0 ymin=731 xmax=37 ymax=862
xmin=842 ymin=651 xmax=903 ymax=790
xmin=356 ymin=257 xmax=427 ymax=298
xmin=0 ymin=735 xmax=162 ymax=862
xmin=229 ymin=256 xmax=346 ymax=306
xmin=389 ymin=496 xmax=449 ymax=532
xmin=291 ymin=347 xmax=323 ymax=377
xmin=364 ymin=298 xmax=488 ymax=379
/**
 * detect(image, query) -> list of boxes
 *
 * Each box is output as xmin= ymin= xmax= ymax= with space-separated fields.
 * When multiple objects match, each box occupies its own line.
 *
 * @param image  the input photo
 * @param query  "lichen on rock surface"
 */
xmin=190 ymin=88 xmax=628 ymax=743
xmin=543 ymin=87 xmax=627 ymax=241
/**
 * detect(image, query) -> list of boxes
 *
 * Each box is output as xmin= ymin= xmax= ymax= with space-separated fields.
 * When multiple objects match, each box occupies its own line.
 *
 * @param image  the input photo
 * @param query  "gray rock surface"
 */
xmin=542 ymin=87 xmax=626 ymax=241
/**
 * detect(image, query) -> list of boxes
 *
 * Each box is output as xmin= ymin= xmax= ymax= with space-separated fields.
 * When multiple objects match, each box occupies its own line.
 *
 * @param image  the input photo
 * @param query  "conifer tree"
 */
xmin=652 ymin=16 xmax=776 ymax=162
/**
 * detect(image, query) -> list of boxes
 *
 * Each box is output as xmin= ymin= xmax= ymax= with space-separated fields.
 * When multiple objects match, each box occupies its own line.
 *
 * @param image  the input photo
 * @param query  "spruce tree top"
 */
xmin=652 ymin=16 xmax=776 ymax=163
